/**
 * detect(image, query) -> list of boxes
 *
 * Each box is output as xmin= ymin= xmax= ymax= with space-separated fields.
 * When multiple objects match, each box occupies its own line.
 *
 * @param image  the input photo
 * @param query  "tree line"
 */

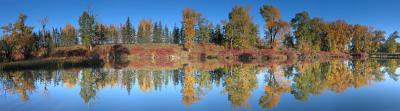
xmin=1 ymin=4 xmax=399 ymax=62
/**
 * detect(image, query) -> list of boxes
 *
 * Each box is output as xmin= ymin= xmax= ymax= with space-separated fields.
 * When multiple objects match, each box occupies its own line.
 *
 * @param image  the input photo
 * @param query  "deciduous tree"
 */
xmin=224 ymin=6 xmax=259 ymax=49
xmin=183 ymin=8 xmax=200 ymax=50
xmin=370 ymin=30 xmax=385 ymax=53
xmin=350 ymin=25 xmax=372 ymax=53
xmin=326 ymin=20 xmax=352 ymax=52
xmin=385 ymin=31 xmax=399 ymax=53
xmin=61 ymin=24 xmax=77 ymax=46
xmin=260 ymin=5 xmax=290 ymax=49
xmin=137 ymin=19 xmax=153 ymax=43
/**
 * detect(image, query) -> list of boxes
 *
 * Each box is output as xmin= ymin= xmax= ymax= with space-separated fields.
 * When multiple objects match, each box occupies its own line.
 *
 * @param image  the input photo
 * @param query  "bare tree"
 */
xmin=39 ymin=17 xmax=49 ymax=30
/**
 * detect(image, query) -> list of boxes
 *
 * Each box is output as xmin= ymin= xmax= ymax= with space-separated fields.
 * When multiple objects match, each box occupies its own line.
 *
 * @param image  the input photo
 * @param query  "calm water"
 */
xmin=1 ymin=60 xmax=400 ymax=111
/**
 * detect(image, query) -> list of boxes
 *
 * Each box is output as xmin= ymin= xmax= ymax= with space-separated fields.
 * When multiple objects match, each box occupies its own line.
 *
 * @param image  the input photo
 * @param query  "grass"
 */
xmin=0 ymin=43 xmax=354 ymax=71
xmin=0 ymin=57 xmax=104 ymax=71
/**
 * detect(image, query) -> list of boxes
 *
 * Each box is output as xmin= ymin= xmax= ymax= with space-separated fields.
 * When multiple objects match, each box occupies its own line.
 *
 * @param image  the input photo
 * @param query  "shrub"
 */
xmin=238 ymin=53 xmax=255 ymax=63
xmin=109 ymin=45 xmax=130 ymax=68
xmin=53 ymin=46 xmax=89 ymax=57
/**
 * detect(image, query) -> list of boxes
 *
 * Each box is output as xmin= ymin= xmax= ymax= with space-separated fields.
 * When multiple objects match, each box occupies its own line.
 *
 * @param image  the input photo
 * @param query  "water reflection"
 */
xmin=0 ymin=59 xmax=399 ymax=110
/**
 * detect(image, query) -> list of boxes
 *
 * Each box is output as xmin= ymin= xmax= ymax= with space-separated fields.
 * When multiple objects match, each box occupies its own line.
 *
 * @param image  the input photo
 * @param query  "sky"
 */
xmin=0 ymin=0 xmax=399 ymax=37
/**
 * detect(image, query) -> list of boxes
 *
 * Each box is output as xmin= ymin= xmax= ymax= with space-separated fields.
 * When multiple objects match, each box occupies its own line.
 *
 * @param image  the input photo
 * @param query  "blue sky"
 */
xmin=0 ymin=0 xmax=399 ymax=36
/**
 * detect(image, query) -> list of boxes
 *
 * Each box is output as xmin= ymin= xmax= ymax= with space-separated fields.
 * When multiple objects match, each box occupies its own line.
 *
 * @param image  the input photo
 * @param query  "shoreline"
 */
xmin=0 ymin=44 xmax=393 ymax=71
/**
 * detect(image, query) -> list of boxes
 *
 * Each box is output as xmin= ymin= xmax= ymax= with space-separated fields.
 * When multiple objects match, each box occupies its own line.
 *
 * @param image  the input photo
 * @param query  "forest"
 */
xmin=0 ymin=4 xmax=399 ymax=63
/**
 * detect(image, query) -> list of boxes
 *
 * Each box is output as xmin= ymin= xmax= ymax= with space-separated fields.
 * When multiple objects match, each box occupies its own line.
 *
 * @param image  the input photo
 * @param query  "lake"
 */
xmin=0 ymin=59 xmax=400 ymax=111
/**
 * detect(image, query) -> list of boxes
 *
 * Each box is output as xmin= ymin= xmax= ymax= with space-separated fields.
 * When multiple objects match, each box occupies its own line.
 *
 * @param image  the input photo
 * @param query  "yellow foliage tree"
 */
xmin=182 ymin=8 xmax=201 ymax=50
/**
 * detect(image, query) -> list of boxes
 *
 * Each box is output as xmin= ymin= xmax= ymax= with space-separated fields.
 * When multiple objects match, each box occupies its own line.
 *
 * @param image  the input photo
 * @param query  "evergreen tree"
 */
xmin=44 ymin=29 xmax=54 ymax=56
xmin=211 ymin=24 xmax=224 ymax=45
xmin=158 ymin=22 xmax=163 ymax=43
xmin=180 ymin=23 xmax=186 ymax=45
xmin=78 ymin=11 xmax=96 ymax=47
xmin=95 ymin=24 xmax=107 ymax=44
xmin=163 ymin=25 xmax=170 ymax=43
xmin=122 ymin=17 xmax=135 ymax=44
xmin=132 ymin=27 xmax=136 ymax=43
xmin=152 ymin=21 xmax=163 ymax=43
xmin=172 ymin=25 xmax=180 ymax=44
xmin=196 ymin=17 xmax=212 ymax=44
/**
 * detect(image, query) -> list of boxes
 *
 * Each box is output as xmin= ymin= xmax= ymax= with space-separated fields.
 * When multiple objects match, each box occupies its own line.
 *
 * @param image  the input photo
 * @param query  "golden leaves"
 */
xmin=137 ymin=19 xmax=153 ymax=43
xmin=183 ymin=8 xmax=201 ymax=50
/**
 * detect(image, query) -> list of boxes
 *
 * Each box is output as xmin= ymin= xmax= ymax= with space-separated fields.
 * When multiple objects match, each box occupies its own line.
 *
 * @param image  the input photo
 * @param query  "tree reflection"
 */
xmin=122 ymin=69 xmax=136 ymax=94
xmin=222 ymin=64 xmax=258 ymax=108
xmin=181 ymin=64 xmax=200 ymax=106
xmin=61 ymin=69 xmax=80 ymax=89
xmin=259 ymin=64 xmax=291 ymax=109
xmin=291 ymin=60 xmax=385 ymax=102
xmin=383 ymin=60 xmax=399 ymax=81
xmin=137 ymin=70 xmax=153 ymax=92
xmin=80 ymin=69 xmax=99 ymax=104
xmin=291 ymin=62 xmax=328 ymax=101
xmin=0 ymin=71 xmax=36 ymax=101
xmin=0 ymin=59 xmax=397 ymax=109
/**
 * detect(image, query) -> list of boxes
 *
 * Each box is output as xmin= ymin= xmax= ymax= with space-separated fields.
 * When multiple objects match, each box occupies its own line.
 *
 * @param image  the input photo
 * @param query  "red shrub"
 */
xmin=155 ymin=48 xmax=175 ymax=56
xmin=131 ymin=46 xmax=146 ymax=55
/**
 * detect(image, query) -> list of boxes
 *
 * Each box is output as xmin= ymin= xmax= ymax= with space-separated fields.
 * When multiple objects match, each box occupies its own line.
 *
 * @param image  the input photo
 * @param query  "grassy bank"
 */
xmin=0 ymin=57 xmax=104 ymax=71
xmin=0 ymin=44 xmax=353 ymax=71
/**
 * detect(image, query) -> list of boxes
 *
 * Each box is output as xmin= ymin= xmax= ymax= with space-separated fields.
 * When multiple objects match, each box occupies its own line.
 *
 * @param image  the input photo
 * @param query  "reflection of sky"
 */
xmin=0 ymin=66 xmax=400 ymax=111
xmin=270 ymin=67 xmax=400 ymax=111
xmin=396 ymin=68 xmax=400 ymax=75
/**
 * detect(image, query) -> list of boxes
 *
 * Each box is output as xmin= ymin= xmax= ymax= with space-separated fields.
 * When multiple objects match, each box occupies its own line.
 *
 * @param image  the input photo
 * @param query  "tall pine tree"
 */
xmin=122 ymin=17 xmax=135 ymax=44
xmin=163 ymin=25 xmax=170 ymax=43
xmin=172 ymin=25 xmax=180 ymax=44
